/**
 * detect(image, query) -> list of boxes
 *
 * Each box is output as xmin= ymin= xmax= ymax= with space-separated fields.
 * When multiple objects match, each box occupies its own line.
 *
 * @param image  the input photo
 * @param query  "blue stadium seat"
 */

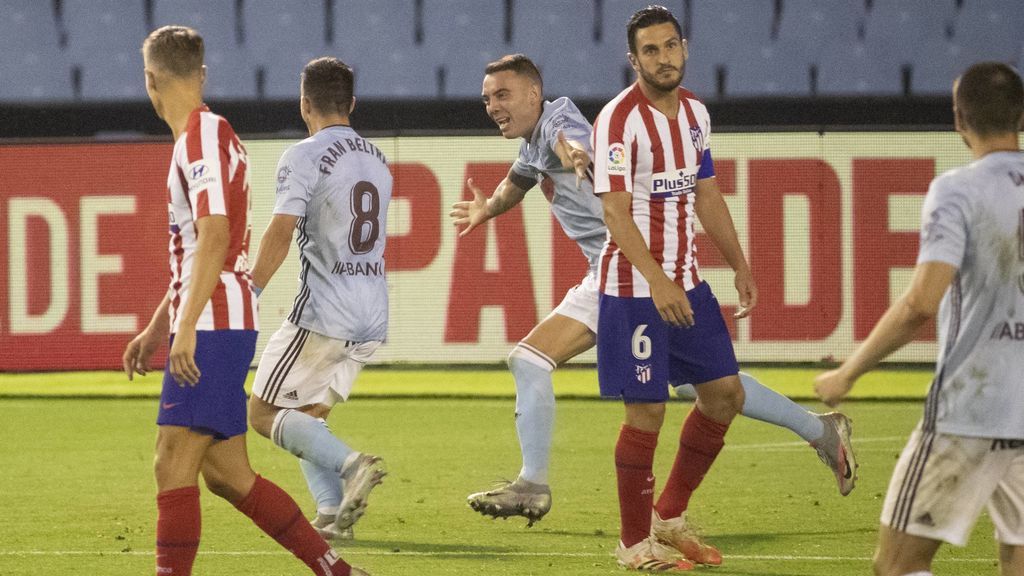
xmin=63 ymin=0 xmax=149 ymax=100
xmin=690 ymin=0 xmax=774 ymax=71
xmin=910 ymin=38 xmax=969 ymax=95
xmin=864 ymin=0 xmax=956 ymax=49
xmin=334 ymin=0 xmax=436 ymax=98
xmin=422 ymin=0 xmax=506 ymax=97
xmin=817 ymin=41 xmax=903 ymax=96
xmin=955 ymin=0 xmax=1023 ymax=63
xmin=511 ymin=1 xmax=617 ymax=99
xmin=153 ymin=0 xmax=256 ymax=99
xmin=152 ymin=0 xmax=239 ymax=52
xmin=777 ymin=0 xmax=865 ymax=54
xmin=0 ymin=1 xmax=72 ymax=101
xmin=724 ymin=41 xmax=811 ymax=97
xmin=244 ymin=0 xmax=331 ymax=99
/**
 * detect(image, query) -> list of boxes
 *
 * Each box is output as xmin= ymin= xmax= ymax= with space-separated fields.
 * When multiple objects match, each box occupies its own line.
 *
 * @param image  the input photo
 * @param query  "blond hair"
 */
xmin=142 ymin=25 xmax=204 ymax=77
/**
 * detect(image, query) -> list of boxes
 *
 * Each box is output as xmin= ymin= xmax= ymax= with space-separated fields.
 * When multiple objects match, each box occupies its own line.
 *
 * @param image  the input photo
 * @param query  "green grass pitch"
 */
xmin=0 ymin=368 xmax=1001 ymax=575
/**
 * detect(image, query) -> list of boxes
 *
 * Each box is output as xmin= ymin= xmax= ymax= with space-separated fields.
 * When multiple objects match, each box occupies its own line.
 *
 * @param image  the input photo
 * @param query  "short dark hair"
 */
xmin=955 ymin=62 xmax=1024 ymax=136
xmin=302 ymin=57 xmax=354 ymax=115
xmin=627 ymin=5 xmax=683 ymax=55
xmin=143 ymin=25 xmax=204 ymax=77
xmin=485 ymin=54 xmax=543 ymax=91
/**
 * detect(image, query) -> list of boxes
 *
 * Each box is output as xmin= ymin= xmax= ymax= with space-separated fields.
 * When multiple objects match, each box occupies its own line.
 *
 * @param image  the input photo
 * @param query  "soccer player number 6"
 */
xmin=631 ymin=324 xmax=652 ymax=360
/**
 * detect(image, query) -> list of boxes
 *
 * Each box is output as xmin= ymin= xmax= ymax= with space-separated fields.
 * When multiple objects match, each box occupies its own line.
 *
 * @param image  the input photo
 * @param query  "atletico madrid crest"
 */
xmin=635 ymin=364 xmax=652 ymax=384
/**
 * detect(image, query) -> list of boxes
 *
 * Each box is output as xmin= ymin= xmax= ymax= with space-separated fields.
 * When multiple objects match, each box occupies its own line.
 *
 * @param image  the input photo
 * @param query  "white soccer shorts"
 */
xmin=881 ymin=424 xmax=1024 ymax=547
xmin=252 ymin=321 xmax=381 ymax=408
xmin=550 ymin=271 xmax=599 ymax=333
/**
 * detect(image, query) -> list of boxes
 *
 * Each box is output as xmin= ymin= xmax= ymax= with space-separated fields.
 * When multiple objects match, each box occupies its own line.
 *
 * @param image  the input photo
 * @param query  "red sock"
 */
xmin=615 ymin=424 xmax=659 ymax=548
xmin=156 ymin=486 xmax=201 ymax=576
xmin=655 ymin=407 xmax=729 ymax=520
xmin=234 ymin=475 xmax=351 ymax=576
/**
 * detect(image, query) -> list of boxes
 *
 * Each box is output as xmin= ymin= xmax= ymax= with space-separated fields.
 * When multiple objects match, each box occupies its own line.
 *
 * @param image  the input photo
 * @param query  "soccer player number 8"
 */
xmin=349 ymin=180 xmax=381 ymax=255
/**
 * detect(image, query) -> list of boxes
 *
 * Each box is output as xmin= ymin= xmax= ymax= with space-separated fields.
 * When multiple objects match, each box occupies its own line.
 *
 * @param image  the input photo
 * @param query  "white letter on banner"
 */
xmin=8 ymin=198 xmax=69 ymax=334
xmin=81 ymin=196 xmax=137 ymax=333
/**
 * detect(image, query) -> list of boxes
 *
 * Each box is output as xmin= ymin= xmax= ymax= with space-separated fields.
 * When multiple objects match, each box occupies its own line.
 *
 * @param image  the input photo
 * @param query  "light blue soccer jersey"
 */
xmin=274 ymin=125 xmax=392 ymax=342
xmin=917 ymin=151 xmax=1024 ymax=439
xmin=509 ymin=97 xmax=606 ymax=273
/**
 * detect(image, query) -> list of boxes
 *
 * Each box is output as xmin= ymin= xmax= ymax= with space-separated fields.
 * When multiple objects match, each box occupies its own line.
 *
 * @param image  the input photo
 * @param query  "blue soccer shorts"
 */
xmin=156 ymin=329 xmax=257 ymax=439
xmin=596 ymin=282 xmax=738 ymax=403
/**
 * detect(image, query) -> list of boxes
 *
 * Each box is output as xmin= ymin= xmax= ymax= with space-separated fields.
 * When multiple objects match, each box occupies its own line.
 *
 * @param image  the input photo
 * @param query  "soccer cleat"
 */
xmin=466 ymin=477 xmax=552 ymax=527
xmin=615 ymin=536 xmax=695 ymax=571
xmin=334 ymin=454 xmax=387 ymax=531
xmin=651 ymin=511 xmax=723 ymax=566
xmin=811 ymin=412 xmax=858 ymax=496
xmin=312 ymin=513 xmax=354 ymax=541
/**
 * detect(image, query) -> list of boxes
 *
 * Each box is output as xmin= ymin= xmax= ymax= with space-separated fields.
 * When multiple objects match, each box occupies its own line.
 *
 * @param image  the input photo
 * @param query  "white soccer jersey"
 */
xmin=592 ymin=84 xmax=715 ymax=297
xmin=508 ymin=97 xmax=606 ymax=273
xmin=274 ymin=125 xmax=392 ymax=342
xmin=166 ymin=105 xmax=258 ymax=334
xmin=917 ymin=150 xmax=1024 ymax=439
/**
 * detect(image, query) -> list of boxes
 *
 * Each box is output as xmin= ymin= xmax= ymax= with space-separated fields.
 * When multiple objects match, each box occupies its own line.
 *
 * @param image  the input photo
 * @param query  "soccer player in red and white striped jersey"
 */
xmin=591 ymin=6 xmax=757 ymax=571
xmin=121 ymin=26 xmax=364 ymax=576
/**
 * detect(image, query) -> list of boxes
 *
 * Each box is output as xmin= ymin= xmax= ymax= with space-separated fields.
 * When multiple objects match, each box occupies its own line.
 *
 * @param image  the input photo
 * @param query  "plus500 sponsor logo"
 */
xmin=651 ymin=169 xmax=696 ymax=197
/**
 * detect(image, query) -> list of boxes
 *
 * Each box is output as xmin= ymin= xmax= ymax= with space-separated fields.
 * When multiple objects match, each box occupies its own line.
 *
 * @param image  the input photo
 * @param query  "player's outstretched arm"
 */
xmin=123 ymin=294 xmax=171 ymax=381
xmin=693 ymin=177 xmax=757 ymax=318
xmin=449 ymin=174 xmax=528 ymax=237
xmin=815 ymin=261 xmax=956 ymax=406
xmin=251 ymin=213 xmax=300 ymax=292
xmin=555 ymin=130 xmax=590 ymax=189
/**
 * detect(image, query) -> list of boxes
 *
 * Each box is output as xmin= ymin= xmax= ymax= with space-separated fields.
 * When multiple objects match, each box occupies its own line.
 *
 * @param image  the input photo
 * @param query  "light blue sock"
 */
xmin=299 ymin=457 xmax=342 ymax=515
xmin=675 ymin=372 xmax=825 ymax=442
xmin=271 ymin=409 xmax=356 ymax=475
xmin=509 ymin=344 xmax=556 ymax=485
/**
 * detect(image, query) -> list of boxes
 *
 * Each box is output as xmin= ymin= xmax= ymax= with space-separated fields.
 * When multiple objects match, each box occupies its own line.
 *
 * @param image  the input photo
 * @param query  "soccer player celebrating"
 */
xmin=816 ymin=62 xmax=1024 ymax=576
xmin=247 ymin=57 xmax=390 ymax=542
xmin=122 ymin=27 xmax=363 ymax=576
xmin=456 ymin=53 xmax=857 ymax=539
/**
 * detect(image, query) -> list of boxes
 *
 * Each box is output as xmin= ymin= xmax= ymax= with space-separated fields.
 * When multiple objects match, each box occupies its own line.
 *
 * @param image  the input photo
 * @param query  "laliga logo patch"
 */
xmin=606 ymin=143 xmax=627 ymax=175
xmin=277 ymin=165 xmax=292 ymax=184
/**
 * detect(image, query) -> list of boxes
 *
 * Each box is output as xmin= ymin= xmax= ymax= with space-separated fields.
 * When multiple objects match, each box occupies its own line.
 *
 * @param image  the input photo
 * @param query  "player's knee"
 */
xmin=247 ymin=397 xmax=275 ymax=438
xmin=203 ymin=472 xmax=246 ymax=504
xmin=696 ymin=377 xmax=744 ymax=419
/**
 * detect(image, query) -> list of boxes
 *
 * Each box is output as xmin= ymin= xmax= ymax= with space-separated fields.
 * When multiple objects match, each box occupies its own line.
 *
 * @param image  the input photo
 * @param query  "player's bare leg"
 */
xmin=872 ymin=526 xmax=942 ymax=576
xmin=155 ymin=425 xmax=216 ymax=491
xmin=467 ymin=313 xmax=594 ymax=526
xmin=999 ymin=542 xmax=1024 ymax=576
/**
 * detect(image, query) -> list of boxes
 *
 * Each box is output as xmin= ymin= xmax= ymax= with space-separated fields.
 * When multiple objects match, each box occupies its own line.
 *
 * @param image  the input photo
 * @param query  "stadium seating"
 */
xmin=511 ymin=1 xmax=618 ymax=99
xmin=0 ymin=1 xmax=72 ymax=101
xmin=63 ymin=0 xmax=149 ymax=100
xmin=153 ymin=0 xmax=257 ymax=99
xmin=244 ymin=0 xmax=331 ymax=99
xmin=724 ymin=40 xmax=811 ymax=97
xmin=422 ymin=0 xmax=506 ymax=98
xmin=817 ymin=40 xmax=904 ymax=96
xmin=911 ymin=37 xmax=970 ymax=95
xmin=954 ymin=0 xmax=1023 ymax=63
xmin=334 ymin=0 xmax=436 ymax=98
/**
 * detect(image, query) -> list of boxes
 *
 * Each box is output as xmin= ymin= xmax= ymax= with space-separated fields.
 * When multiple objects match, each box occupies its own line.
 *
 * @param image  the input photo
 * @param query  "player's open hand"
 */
xmin=450 ymin=178 xmax=490 ymax=237
xmin=168 ymin=328 xmax=201 ymax=386
xmin=555 ymin=130 xmax=589 ymax=189
xmin=733 ymin=268 xmax=758 ymax=318
xmin=814 ymin=369 xmax=854 ymax=408
xmin=650 ymin=275 xmax=694 ymax=327
xmin=122 ymin=329 xmax=162 ymax=381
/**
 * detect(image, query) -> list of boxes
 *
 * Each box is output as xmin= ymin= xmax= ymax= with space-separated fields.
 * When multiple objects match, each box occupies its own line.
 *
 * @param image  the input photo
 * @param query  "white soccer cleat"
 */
xmin=615 ymin=536 xmax=695 ymax=571
xmin=811 ymin=412 xmax=858 ymax=496
xmin=312 ymin=513 xmax=354 ymax=541
xmin=466 ymin=477 xmax=552 ymax=527
xmin=650 ymin=511 xmax=722 ymax=566
xmin=334 ymin=454 xmax=386 ymax=531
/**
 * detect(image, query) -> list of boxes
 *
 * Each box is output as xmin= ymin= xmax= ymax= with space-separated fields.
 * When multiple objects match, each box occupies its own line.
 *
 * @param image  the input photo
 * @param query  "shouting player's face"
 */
xmin=631 ymin=22 xmax=687 ymax=94
xmin=481 ymin=70 xmax=542 ymax=140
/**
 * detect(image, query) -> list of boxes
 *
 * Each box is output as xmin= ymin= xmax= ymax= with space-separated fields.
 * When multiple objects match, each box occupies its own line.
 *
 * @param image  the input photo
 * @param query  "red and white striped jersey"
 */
xmin=166 ymin=105 xmax=258 ymax=333
xmin=592 ymin=84 xmax=715 ymax=297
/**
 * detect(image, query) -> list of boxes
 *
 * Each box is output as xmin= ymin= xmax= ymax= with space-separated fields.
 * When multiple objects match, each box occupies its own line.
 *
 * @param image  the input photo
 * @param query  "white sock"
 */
xmin=271 ymin=409 xmax=354 ymax=475
xmin=675 ymin=372 xmax=825 ymax=442
xmin=299 ymin=456 xmax=342 ymax=516
xmin=508 ymin=344 xmax=556 ymax=485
